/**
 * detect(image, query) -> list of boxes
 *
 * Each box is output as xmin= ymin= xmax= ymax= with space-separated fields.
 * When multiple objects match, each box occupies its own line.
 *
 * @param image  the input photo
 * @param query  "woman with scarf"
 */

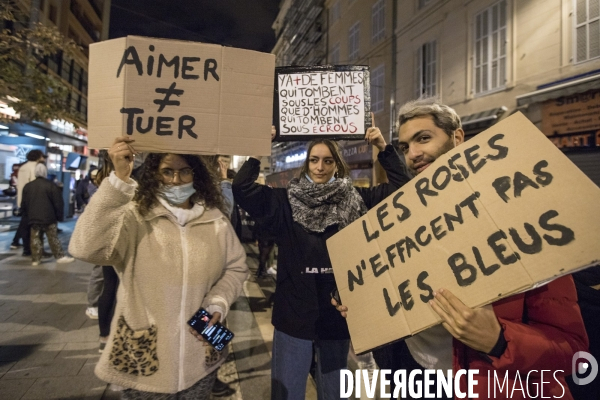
xmin=232 ymin=122 xmax=411 ymax=400
xmin=70 ymin=138 xmax=248 ymax=399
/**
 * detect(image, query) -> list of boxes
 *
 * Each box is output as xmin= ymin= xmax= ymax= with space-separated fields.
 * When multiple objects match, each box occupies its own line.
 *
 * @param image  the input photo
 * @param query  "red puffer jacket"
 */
xmin=453 ymin=275 xmax=589 ymax=400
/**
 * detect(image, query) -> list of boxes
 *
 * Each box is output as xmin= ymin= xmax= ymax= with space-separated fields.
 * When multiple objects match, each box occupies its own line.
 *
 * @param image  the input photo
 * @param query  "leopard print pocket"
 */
xmin=205 ymin=345 xmax=222 ymax=368
xmin=109 ymin=316 xmax=159 ymax=376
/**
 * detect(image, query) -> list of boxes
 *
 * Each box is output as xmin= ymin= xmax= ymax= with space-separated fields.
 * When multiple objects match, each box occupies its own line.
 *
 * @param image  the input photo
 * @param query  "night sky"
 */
xmin=109 ymin=0 xmax=280 ymax=53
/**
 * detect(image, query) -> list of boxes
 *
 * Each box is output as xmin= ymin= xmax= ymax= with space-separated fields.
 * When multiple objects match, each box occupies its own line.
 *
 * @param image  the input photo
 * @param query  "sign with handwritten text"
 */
xmin=273 ymin=66 xmax=371 ymax=141
xmin=88 ymin=36 xmax=275 ymax=155
xmin=327 ymin=113 xmax=600 ymax=354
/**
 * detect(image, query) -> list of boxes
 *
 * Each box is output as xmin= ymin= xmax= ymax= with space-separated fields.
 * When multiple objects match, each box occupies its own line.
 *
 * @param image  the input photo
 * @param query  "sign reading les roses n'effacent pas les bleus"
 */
xmin=273 ymin=66 xmax=371 ymax=141
xmin=327 ymin=112 xmax=600 ymax=354
xmin=88 ymin=36 xmax=275 ymax=155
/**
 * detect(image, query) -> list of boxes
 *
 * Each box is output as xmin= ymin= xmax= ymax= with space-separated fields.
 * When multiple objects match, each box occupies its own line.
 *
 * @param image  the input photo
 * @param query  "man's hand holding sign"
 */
xmin=429 ymin=289 xmax=500 ymax=353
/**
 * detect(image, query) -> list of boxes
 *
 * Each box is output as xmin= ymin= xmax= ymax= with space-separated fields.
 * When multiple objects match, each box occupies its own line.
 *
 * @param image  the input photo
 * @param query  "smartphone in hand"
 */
xmin=187 ymin=308 xmax=234 ymax=351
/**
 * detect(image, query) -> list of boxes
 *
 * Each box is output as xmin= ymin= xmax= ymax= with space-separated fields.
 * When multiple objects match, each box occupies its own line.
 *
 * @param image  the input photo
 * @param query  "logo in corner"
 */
xmin=572 ymin=351 xmax=598 ymax=385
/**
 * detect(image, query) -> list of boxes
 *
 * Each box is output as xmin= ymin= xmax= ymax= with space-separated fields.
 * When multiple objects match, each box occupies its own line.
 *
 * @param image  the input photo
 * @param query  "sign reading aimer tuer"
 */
xmin=273 ymin=66 xmax=371 ymax=141
xmin=88 ymin=36 xmax=275 ymax=155
xmin=326 ymin=112 xmax=600 ymax=354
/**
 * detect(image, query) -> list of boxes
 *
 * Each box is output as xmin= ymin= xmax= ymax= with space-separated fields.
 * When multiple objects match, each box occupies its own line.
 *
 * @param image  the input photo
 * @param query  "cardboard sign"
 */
xmin=327 ymin=112 xmax=600 ymax=354
xmin=273 ymin=66 xmax=371 ymax=141
xmin=88 ymin=36 xmax=275 ymax=155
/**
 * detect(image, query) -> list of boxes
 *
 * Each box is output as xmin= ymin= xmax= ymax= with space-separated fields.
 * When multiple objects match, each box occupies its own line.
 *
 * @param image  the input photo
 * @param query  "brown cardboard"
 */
xmin=327 ymin=112 xmax=600 ymax=354
xmin=88 ymin=36 xmax=275 ymax=155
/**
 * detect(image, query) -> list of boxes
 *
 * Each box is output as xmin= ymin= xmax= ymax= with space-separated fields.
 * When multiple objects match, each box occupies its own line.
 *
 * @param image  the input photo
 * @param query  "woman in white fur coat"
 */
xmin=69 ymin=137 xmax=249 ymax=399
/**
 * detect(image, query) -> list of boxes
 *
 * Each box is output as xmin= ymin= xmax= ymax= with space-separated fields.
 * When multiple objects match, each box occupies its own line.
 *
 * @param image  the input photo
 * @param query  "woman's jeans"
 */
xmin=272 ymin=329 xmax=349 ymax=400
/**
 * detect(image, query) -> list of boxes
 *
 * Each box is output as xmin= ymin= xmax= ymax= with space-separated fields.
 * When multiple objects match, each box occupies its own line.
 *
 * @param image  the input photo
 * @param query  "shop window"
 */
xmin=575 ymin=0 xmax=600 ymax=62
xmin=415 ymin=40 xmax=437 ymax=98
xmin=372 ymin=0 xmax=385 ymax=43
xmin=473 ymin=0 xmax=507 ymax=95
xmin=348 ymin=21 xmax=360 ymax=61
xmin=371 ymin=64 xmax=385 ymax=113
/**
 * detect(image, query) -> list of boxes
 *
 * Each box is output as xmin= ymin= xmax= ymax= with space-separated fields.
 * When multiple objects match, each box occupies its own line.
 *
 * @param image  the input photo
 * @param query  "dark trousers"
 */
xmin=98 ymin=266 xmax=119 ymax=337
xmin=14 ymin=215 xmax=29 ymax=252
xmin=257 ymin=239 xmax=274 ymax=276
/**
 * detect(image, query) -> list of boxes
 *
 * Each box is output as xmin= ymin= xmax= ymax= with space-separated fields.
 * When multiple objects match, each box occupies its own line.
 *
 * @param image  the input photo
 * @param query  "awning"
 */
xmin=1 ymin=120 xmax=88 ymax=147
xmin=516 ymin=74 xmax=600 ymax=107
xmin=460 ymin=106 xmax=507 ymax=135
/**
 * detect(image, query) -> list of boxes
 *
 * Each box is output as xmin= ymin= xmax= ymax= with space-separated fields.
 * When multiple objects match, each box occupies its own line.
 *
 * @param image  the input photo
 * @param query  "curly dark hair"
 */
xmin=94 ymin=150 xmax=114 ymax=186
xmin=133 ymin=153 xmax=224 ymax=216
xmin=26 ymin=150 xmax=45 ymax=162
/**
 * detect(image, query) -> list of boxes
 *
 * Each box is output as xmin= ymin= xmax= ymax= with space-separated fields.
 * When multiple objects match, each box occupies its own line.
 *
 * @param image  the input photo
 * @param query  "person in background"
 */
xmin=91 ymin=151 xmax=120 ymax=354
xmin=233 ymin=118 xmax=411 ymax=400
xmin=87 ymin=169 xmax=99 ymax=198
xmin=208 ymin=154 xmax=239 ymax=398
xmin=3 ymin=163 xmax=20 ymax=198
xmin=84 ymin=169 xmax=102 ymax=320
xmin=12 ymin=150 xmax=46 ymax=254
xmin=255 ymin=224 xmax=275 ymax=279
xmin=75 ymin=173 xmax=90 ymax=212
xmin=69 ymin=138 xmax=248 ymax=399
xmin=20 ymin=163 xmax=74 ymax=266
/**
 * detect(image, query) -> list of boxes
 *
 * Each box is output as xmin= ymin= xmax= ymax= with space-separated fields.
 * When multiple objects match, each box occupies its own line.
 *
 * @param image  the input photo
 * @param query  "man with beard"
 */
xmin=334 ymin=98 xmax=588 ymax=400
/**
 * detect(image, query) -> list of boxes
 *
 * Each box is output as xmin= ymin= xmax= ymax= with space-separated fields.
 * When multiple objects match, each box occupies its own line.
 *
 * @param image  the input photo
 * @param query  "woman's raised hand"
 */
xmin=108 ymin=137 xmax=136 ymax=182
xmin=364 ymin=112 xmax=387 ymax=152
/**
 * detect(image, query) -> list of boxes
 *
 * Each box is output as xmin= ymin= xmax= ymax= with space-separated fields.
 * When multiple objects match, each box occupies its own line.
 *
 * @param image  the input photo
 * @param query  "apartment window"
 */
xmin=419 ymin=0 xmax=433 ymax=9
xmin=70 ymin=92 xmax=80 ymax=113
xmin=331 ymin=1 xmax=341 ymax=24
xmin=80 ymin=97 xmax=87 ymax=116
xmin=72 ymin=63 xmax=82 ymax=90
xmin=474 ymin=0 xmax=507 ymax=95
xmin=371 ymin=64 xmax=385 ymax=113
xmin=372 ymin=0 xmax=385 ymax=43
xmin=81 ymin=71 xmax=88 ymax=95
xmin=348 ymin=22 xmax=360 ymax=61
xmin=48 ymin=4 xmax=57 ymax=24
xmin=575 ymin=0 xmax=600 ymax=62
xmin=415 ymin=41 xmax=437 ymax=98
xmin=46 ymin=53 xmax=59 ymax=74
xmin=331 ymin=43 xmax=340 ymax=64
xmin=61 ymin=55 xmax=72 ymax=82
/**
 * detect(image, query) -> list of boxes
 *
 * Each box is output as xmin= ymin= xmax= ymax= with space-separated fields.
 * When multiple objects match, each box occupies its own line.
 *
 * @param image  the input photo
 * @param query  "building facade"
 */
xmin=270 ymin=0 xmax=328 ymax=182
xmin=325 ymin=0 xmax=398 ymax=185
xmin=0 ymin=0 xmax=110 ymax=184
xmin=395 ymin=0 xmax=600 ymax=185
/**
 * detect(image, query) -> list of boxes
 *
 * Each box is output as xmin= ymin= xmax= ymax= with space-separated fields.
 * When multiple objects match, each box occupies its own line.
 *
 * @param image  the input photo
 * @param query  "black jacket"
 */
xmin=232 ymin=145 xmax=411 ymax=340
xmin=21 ymin=177 xmax=64 ymax=225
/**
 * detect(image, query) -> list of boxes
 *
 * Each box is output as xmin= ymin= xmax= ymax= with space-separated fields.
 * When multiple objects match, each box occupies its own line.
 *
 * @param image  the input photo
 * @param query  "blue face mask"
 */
xmin=159 ymin=182 xmax=196 ymax=205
